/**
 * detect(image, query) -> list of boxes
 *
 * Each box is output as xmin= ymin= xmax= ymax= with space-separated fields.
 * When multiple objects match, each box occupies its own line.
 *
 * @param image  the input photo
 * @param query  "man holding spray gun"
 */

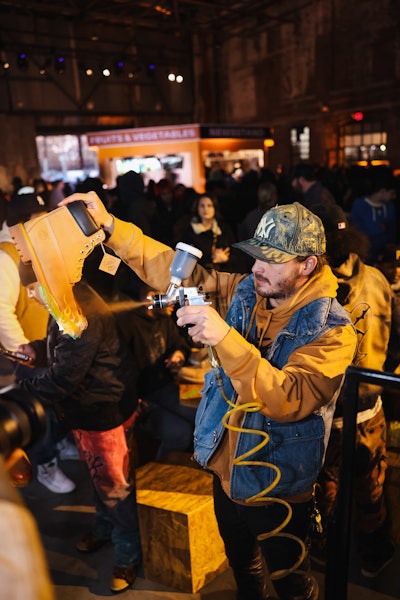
xmin=59 ymin=192 xmax=357 ymax=600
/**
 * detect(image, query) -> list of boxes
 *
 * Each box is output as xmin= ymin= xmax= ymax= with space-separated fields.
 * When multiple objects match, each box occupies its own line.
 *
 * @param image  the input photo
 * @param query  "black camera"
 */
xmin=0 ymin=384 xmax=47 ymax=458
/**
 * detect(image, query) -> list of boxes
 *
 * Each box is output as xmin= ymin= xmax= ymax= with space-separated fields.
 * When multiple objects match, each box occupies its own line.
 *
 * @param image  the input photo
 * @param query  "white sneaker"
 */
xmin=56 ymin=437 xmax=80 ymax=460
xmin=37 ymin=458 xmax=76 ymax=493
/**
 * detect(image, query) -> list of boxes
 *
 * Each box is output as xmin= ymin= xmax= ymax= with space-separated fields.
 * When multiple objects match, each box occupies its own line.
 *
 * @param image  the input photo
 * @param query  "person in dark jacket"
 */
xmin=116 ymin=277 xmax=196 ymax=459
xmin=17 ymin=278 xmax=141 ymax=594
xmin=151 ymin=178 xmax=185 ymax=246
xmin=291 ymin=163 xmax=336 ymax=209
xmin=113 ymin=170 xmax=155 ymax=235
xmin=180 ymin=193 xmax=241 ymax=272
xmin=349 ymin=166 xmax=397 ymax=264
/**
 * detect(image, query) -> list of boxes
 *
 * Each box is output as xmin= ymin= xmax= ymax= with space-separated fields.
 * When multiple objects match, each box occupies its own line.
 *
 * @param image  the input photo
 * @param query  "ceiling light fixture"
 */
xmin=17 ymin=51 xmax=28 ymax=70
xmin=55 ymin=55 xmax=65 ymax=74
xmin=115 ymin=59 xmax=125 ymax=75
xmin=154 ymin=4 xmax=172 ymax=16
xmin=168 ymin=72 xmax=183 ymax=83
xmin=39 ymin=58 xmax=52 ymax=76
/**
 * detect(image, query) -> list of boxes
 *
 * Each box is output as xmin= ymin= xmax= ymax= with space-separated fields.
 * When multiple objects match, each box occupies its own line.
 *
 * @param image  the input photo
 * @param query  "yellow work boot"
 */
xmin=9 ymin=201 xmax=105 ymax=338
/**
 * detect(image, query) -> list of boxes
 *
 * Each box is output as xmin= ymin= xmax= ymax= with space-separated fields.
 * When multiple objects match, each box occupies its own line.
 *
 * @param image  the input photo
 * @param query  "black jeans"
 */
xmin=144 ymin=381 xmax=197 ymax=459
xmin=213 ymin=476 xmax=314 ymax=600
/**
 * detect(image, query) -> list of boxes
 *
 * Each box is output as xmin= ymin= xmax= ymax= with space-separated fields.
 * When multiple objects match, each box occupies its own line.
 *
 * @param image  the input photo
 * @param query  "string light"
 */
xmin=39 ymin=58 xmax=52 ymax=76
xmin=154 ymin=4 xmax=172 ymax=16
xmin=168 ymin=72 xmax=183 ymax=83
xmin=55 ymin=56 xmax=65 ymax=74
xmin=115 ymin=59 xmax=125 ymax=75
xmin=17 ymin=51 xmax=28 ymax=70
xmin=11 ymin=48 xmax=186 ymax=84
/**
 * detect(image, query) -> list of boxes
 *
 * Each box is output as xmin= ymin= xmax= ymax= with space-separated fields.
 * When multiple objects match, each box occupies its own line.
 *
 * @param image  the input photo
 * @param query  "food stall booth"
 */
xmin=87 ymin=123 xmax=273 ymax=192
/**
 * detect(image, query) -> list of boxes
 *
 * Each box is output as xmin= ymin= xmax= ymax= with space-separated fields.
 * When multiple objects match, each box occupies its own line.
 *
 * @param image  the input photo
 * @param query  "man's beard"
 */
xmin=254 ymin=272 xmax=300 ymax=301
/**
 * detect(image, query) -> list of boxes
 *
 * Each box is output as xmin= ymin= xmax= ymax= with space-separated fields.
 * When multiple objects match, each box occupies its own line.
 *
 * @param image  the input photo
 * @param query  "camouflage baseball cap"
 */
xmin=233 ymin=202 xmax=326 ymax=262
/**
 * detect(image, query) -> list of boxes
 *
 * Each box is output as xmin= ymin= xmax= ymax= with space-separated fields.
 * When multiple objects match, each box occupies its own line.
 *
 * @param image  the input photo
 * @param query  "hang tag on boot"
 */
xmin=98 ymin=243 xmax=121 ymax=275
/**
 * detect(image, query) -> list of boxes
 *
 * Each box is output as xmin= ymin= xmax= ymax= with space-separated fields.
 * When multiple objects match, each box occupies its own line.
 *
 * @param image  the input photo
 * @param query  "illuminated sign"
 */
xmin=87 ymin=123 xmax=272 ymax=147
xmin=87 ymin=124 xmax=201 ymax=147
xmin=200 ymin=125 xmax=271 ymax=139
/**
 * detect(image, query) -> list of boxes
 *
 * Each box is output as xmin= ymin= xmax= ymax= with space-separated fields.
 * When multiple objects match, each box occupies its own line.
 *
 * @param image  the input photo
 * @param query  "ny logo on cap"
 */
xmin=259 ymin=217 xmax=276 ymax=239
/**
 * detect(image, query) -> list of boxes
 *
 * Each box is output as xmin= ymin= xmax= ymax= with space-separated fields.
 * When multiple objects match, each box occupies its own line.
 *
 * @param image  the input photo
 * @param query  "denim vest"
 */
xmin=193 ymin=274 xmax=352 ymax=501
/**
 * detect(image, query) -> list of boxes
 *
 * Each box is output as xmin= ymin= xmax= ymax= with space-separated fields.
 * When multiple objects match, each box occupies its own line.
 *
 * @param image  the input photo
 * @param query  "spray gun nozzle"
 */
xmin=151 ymin=242 xmax=204 ymax=310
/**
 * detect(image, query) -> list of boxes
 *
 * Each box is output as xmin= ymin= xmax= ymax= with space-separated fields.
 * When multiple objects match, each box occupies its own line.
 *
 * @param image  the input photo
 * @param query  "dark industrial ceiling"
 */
xmin=0 ymin=0 xmax=306 ymax=91
xmin=0 ymin=0 xmax=306 ymax=126
xmin=0 ymin=0 xmax=302 ymax=44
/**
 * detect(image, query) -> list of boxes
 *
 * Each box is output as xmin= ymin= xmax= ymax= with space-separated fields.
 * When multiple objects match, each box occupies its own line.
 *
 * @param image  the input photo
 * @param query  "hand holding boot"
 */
xmin=59 ymin=191 xmax=114 ymax=233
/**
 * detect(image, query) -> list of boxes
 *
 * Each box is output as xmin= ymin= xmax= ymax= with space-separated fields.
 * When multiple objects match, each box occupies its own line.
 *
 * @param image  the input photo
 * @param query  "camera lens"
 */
xmin=0 ymin=385 xmax=46 ymax=458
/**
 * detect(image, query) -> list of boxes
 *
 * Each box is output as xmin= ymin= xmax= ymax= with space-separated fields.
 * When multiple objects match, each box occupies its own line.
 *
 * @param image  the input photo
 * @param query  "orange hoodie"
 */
xmin=108 ymin=218 xmax=357 ymax=499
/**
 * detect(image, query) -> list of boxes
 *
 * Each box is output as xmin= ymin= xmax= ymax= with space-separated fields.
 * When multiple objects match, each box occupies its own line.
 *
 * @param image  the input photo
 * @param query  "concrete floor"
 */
xmin=19 ymin=454 xmax=400 ymax=600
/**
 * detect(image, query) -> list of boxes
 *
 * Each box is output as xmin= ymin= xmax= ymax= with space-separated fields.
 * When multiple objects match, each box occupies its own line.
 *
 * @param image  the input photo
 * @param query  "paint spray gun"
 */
xmin=151 ymin=242 xmax=209 ymax=309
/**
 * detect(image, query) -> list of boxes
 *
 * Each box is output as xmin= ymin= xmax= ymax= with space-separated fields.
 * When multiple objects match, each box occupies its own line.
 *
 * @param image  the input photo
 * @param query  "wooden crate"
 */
xmin=179 ymin=382 xmax=203 ymax=408
xmin=135 ymin=461 xmax=228 ymax=593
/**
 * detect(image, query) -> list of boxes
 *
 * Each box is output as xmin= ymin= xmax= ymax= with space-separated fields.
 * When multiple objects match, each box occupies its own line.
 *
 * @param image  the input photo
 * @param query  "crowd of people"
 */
xmin=0 ymin=160 xmax=399 ymax=599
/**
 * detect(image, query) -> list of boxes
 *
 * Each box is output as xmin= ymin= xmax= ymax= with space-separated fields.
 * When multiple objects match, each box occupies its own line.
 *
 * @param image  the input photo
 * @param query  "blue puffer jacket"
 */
xmin=193 ymin=274 xmax=352 ymax=501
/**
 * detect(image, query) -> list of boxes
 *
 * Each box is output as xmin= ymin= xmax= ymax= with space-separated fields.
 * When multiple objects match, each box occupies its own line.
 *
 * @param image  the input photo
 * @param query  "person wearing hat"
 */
xmin=311 ymin=203 xmax=398 ymax=578
xmin=59 ymin=192 xmax=357 ymax=600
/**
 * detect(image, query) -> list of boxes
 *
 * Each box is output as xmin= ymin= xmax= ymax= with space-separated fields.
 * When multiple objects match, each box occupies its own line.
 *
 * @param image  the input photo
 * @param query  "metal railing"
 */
xmin=324 ymin=366 xmax=400 ymax=600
